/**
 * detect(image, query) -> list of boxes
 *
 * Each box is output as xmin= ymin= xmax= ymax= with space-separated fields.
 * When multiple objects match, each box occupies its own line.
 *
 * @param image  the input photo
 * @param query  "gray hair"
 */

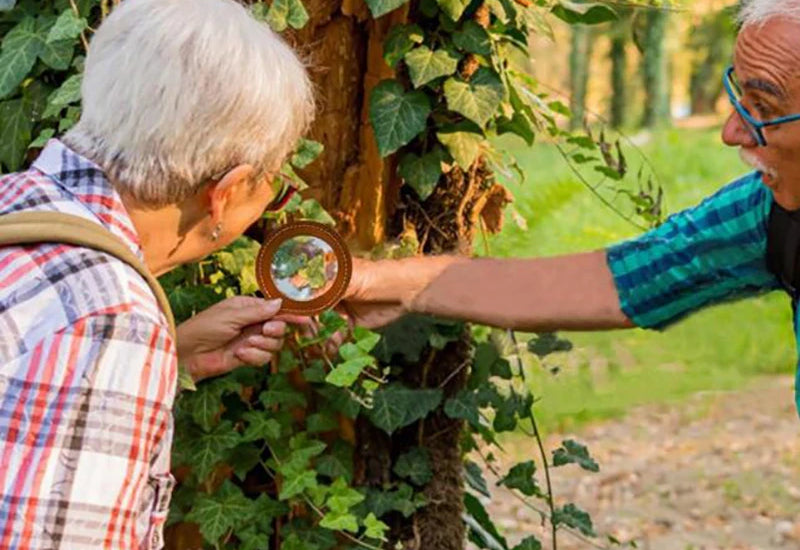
xmin=64 ymin=0 xmax=315 ymax=206
xmin=738 ymin=0 xmax=800 ymax=27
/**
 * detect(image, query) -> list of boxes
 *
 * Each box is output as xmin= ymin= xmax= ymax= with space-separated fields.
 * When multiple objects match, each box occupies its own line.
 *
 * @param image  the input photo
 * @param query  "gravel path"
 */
xmin=478 ymin=376 xmax=800 ymax=550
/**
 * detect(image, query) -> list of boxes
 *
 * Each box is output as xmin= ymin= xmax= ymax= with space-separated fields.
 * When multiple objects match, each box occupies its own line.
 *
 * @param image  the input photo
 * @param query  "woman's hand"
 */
xmin=176 ymin=296 xmax=310 ymax=383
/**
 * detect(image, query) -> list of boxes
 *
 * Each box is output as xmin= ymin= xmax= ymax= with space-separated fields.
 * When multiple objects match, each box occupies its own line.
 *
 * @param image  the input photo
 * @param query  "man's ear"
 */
xmin=207 ymin=164 xmax=255 ymax=224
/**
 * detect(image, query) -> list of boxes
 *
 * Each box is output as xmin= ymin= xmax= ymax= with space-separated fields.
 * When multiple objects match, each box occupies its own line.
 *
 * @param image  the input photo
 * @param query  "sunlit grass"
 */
xmin=485 ymin=126 xmax=796 ymax=433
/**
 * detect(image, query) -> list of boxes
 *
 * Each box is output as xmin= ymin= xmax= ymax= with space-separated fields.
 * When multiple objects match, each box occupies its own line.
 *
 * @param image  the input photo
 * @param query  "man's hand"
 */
xmin=176 ymin=296 xmax=310 ymax=382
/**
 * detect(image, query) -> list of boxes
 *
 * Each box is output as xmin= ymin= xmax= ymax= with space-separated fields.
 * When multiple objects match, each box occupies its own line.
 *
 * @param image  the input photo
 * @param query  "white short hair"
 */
xmin=64 ymin=0 xmax=315 ymax=206
xmin=739 ymin=0 xmax=800 ymax=27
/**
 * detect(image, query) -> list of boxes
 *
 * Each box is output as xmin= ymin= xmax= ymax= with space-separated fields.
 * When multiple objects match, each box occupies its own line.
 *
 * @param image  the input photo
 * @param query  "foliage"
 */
xmin=0 ymin=0 xmax=661 ymax=548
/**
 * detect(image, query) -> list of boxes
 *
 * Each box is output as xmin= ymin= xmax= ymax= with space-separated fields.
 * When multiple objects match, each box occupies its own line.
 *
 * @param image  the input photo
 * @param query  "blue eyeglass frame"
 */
xmin=723 ymin=65 xmax=800 ymax=146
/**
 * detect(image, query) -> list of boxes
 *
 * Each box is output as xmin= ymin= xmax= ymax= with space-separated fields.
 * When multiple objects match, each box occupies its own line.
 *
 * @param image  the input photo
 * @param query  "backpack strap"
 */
xmin=0 ymin=211 xmax=176 ymax=339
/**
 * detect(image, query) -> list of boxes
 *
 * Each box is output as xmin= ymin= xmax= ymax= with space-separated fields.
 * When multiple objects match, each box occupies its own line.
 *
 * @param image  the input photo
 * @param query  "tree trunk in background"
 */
xmin=641 ymin=4 xmax=669 ymax=128
xmin=569 ymin=25 xmax=593 ymax=130
xmin=609 ymin=11 xmax=629 ymax=128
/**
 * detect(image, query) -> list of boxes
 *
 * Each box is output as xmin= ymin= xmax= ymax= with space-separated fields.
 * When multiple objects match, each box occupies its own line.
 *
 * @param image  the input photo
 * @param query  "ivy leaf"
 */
xmin=365 ymin=0 xmax=410 ymax=18
xmin=398 ymin=147 xmax=445 ymax=200
xmin=463 ymin=493 xmax=509 ymax=549
xmin=0 ymin=17 xmax=41 ymax=100
xmin=452 ymin=21 xmax=491 ymax=55
xmin=363 ymin=513 xmax=389 ymax=541
xmin=0 ymin=99 xmax=31 ymax=171
xmin=185 ymin=480 xmax=251 ymax=543
xmin=266 ymin=0 xmax=309 ymax=32
xmin=444 ymin=68 xmax=503 ymax=126
xmin=553 ymin=503 xmax=596 ymax=536
xmin=369 ymin=79 xmax=430 ymax=157
xmin=513 ymin=536 xmax=543 ymax=550
xmin=437 ymin=124 xmax=483 ymax=169
xmin=241 ymin=411 xmax=282 ymax=442
xmin=260 ymin=374 xmax=307 ymax=408
xmin=552 ymin=439 xmax=599 ymax=472
xmin=498 ymin=461 xmax=543 ymax=497
xmin=404 ymin=46 xmax=460 ymax=88
xmin=552 ymin=1 xmax=617 ymax=25
xmin=394 ymin=447 xmax=432 ymax=486
xmin=291 ymin=138 xmax=324 ymax=168
xmin=326 ymin=356 xmax=374 ymax=387
xmin=464 ymin=460 xmax=490 ymax=498
xmin=436 ymin=0 xmax=470 ymax=21
xmin=46 ymin=9 xmax=87 ymax=43
xmin=383 ymin=24 xmax=424 ymax=68
xmin=367 ymin=383 xmax=443 ymax=434
xmin=443 ymin=389 xmax=480 ymax=427
xmin=186 ymin=421 xmax=241 ymax=479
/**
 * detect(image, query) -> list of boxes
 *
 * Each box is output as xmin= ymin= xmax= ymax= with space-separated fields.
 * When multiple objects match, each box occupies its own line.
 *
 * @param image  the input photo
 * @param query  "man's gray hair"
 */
xmin=739 ymin=0 xmax=800 ymax=27
xmin=64 ymin=0 xmax=315 ymax=206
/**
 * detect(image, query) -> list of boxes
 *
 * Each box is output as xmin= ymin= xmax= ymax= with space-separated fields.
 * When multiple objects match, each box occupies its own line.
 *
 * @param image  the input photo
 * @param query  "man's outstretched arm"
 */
xmin=344 ymin=250 xmax=634 ymax=332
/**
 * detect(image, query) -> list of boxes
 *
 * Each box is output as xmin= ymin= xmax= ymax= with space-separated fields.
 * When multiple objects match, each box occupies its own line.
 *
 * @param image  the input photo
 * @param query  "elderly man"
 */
xmin=0 ymin=0 xmax=313 ymax=547
xmin=345 ymin=0 xmax=800 ymax=415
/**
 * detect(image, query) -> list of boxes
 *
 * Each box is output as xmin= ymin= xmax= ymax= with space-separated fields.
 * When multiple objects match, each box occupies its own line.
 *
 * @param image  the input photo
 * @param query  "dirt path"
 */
xmin=478 ymin=376 xmax=800 ymax=550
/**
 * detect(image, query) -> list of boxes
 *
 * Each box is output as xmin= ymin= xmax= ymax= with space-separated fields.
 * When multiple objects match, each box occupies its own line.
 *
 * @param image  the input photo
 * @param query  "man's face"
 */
xmin=722 ymin=18 xmax=800 ymax=209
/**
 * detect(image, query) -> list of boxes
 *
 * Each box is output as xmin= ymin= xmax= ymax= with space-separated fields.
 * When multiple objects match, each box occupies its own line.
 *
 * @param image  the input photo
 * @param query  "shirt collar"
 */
xmin=32 ymin=139 xmax=144 ymax=260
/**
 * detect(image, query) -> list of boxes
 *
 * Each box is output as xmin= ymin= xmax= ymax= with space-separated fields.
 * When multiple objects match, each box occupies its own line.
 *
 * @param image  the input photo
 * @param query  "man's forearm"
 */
xmin=404 ymin=251 xmax=634 ymax=332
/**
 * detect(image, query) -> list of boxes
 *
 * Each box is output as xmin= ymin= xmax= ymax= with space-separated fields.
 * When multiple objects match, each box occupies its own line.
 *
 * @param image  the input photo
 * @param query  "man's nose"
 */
xmin=721 ymin=110 xmax=758 ymax=148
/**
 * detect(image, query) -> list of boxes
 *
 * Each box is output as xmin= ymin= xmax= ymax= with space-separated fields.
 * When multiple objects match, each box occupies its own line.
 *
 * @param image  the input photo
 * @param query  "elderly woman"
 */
xmin=0 ymin=0 xmax=313 ymax=547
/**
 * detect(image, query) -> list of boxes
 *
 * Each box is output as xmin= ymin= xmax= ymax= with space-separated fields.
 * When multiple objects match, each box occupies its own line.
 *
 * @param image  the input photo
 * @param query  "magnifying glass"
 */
xmin=255 ymin=221 xmax=352 ymax=316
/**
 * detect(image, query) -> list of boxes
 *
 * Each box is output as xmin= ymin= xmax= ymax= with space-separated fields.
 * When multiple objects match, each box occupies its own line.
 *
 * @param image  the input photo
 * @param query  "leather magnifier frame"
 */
xmin=255 ymin=221 xmax=352 ymax=316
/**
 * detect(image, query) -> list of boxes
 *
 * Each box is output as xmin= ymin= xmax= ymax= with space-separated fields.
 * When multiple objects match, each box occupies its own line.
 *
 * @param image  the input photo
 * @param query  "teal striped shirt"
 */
xmin=606 ymin=172 xmax=800 ymax=414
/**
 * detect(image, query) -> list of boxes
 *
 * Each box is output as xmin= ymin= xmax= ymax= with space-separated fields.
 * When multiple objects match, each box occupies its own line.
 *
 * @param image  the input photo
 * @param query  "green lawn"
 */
xmin=485 ymin=127 xmax=796 ymax=433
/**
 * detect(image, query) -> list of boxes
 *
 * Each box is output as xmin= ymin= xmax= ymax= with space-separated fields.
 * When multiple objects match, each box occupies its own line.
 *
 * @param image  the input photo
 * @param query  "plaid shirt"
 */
xmin=606 ymin=172 xmax=800 ymax=412
xmin=0 ymin=140 xmax=177 ymax=549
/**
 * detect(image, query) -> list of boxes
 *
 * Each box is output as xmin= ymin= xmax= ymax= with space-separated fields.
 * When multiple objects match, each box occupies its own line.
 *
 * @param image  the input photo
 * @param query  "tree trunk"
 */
xmin=641 ymin=4 xmax=669 ymax=128
xmin=569 ymin=25 xmax=593 ymax=130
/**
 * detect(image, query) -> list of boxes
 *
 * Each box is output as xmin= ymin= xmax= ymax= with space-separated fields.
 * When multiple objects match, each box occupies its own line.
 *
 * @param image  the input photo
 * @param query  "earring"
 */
xmin=211 ymin=222 xmax=222 ymax=241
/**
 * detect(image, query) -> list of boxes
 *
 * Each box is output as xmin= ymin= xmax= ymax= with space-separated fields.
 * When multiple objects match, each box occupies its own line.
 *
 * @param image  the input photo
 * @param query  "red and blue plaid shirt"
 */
xmin=0 ymin=140 xmax=177 ymax=549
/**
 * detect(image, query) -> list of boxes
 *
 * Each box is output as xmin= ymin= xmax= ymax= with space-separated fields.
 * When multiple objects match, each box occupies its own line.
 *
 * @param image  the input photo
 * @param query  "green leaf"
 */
xmin=437 ymin=125 xmax=483 ymax=169
xmin=552 ymin=1 xmax=617 ymax=25
xmin=46 ymin=10 xmax=87 ymax=43
xmin=512 ymin=536 xmax=543 ymax=550
xmin=398 ymin=147 xmax=445 ymax=200
xmin=404 ymin=46 xmax=460 ymax=88
xmin=553 ymin=503 xmax=596 ymax=536
xmin=363 ymin=513 xmax=389 ymax=541
xmin=0 ymin=99 xmax=30 ymax=171
xmin=326 ymin=356 xmax=374 ymax=387
xmin=452 ymin=21 xmax=491 ymax=55
xmin=393 ymin=447 xmax=432 ymax=485
xmin=552 ymin=439 xmax=599 ymax=472
xmin=266 ymin=0 xmax=309 ymax=32
xmin=366 ymin=383 xmax=443 ymax=434
xmin=436 ymin=0 xmax=470 ymax=21
xmin=291 ymin=138 xmax=324 ymax=168
xmin=463 ymin=493 xmax=509 ymax=549
xmin=186 ymin=421 xmax=241 ymax=479
xmin=279 ymin=469 xmax=318 ymax=499
xmin=498 ymin=461 xmax=542 ymax=497
xmin=444 ymin=68 xmax=503 ymax=126
xmin=242 ymin=411 xmax=282 ymax=442
xmin=260 ymin=374 xmax=307 ymax=408
xmin=369 ymin=79 xmax=430 ymax=157
xmin=0 ymin=17 xmax=41 ymax=100
xmin=383 ymin=24 xmax=424 ymax=68
xmin=444 ymin=390 xmax=480 ymax=427
xmin=365 ymin=0 xmax=410 ymax=18
xmin=185 ymin=480 xmax=250 ymax=543
xmin=464 ymin=460 xmax=490 ymax=498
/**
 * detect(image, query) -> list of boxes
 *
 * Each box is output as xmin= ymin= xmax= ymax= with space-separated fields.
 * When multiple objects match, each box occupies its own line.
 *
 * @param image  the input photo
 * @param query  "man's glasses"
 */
xmin=723 ymin=65 xmax=800 ymax=147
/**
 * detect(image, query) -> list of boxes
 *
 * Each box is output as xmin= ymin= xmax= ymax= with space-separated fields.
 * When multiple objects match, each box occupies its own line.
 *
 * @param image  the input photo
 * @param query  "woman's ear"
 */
xmin=207 ymin=164 xmax=255 ymax=224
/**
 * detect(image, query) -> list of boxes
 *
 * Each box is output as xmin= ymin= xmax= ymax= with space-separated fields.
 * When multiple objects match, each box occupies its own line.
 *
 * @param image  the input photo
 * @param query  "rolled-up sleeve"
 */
xmin=606 ymin=172 xmax=780 ymax=330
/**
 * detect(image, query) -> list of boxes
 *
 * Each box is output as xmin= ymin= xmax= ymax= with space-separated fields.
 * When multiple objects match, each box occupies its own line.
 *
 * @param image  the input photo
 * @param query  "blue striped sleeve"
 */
xmin=606 ymin=172 xmax=780 ymax=329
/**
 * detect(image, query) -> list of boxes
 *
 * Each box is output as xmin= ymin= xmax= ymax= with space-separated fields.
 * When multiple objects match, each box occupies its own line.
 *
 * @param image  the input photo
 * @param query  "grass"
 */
xmin=484 ymin=126 xmax=796 ymax=433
